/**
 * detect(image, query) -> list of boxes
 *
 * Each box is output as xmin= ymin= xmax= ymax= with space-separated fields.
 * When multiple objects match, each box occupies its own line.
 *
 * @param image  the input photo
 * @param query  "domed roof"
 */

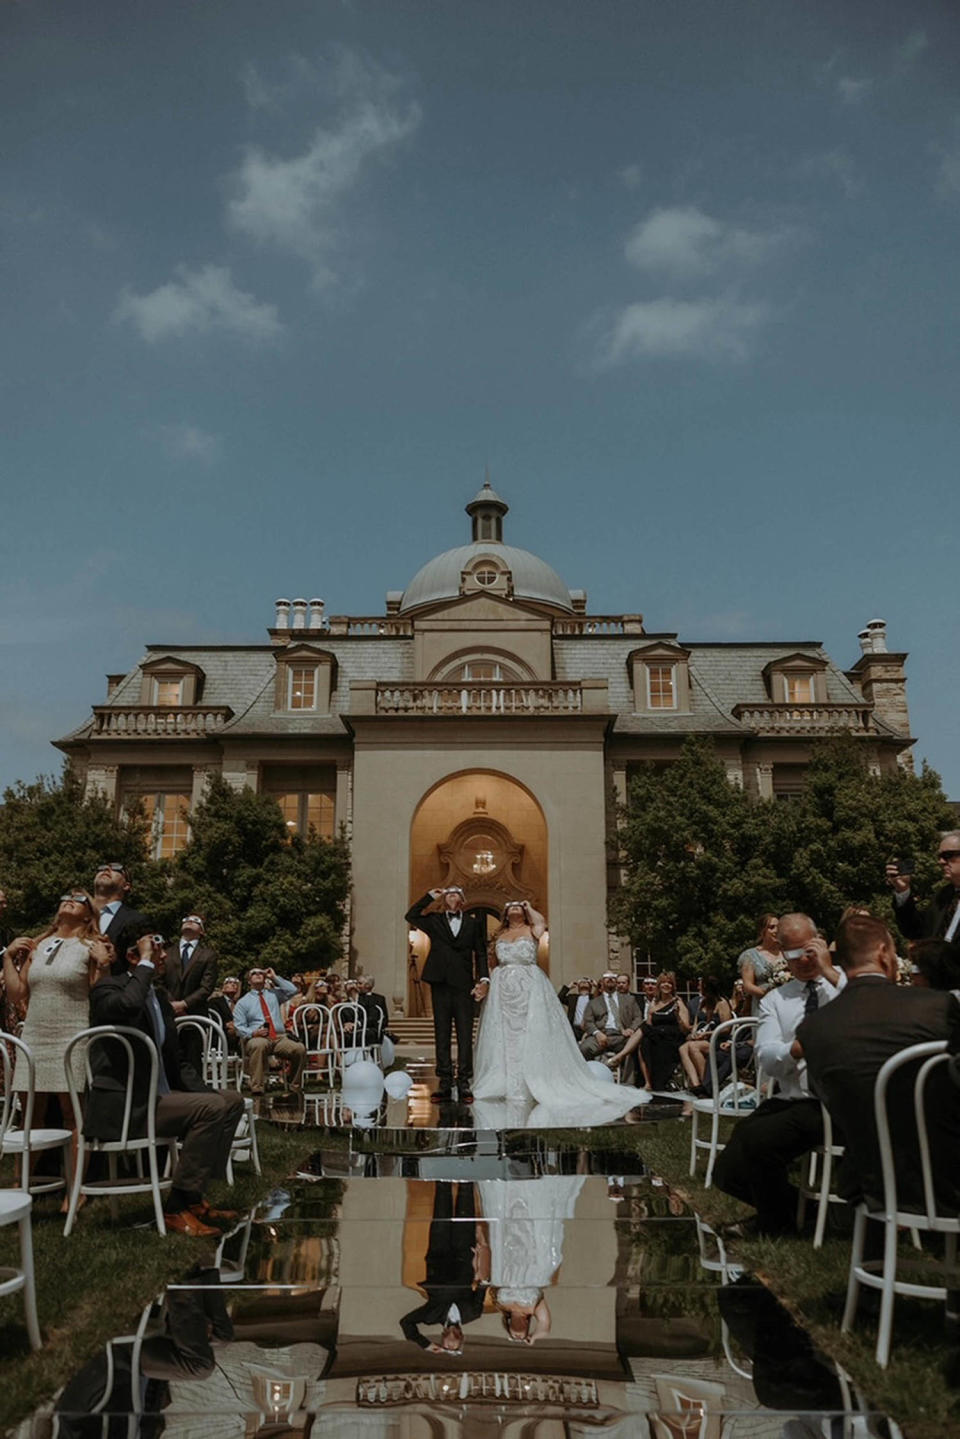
xmin=399 ymin=542 xmax=574 ymax=613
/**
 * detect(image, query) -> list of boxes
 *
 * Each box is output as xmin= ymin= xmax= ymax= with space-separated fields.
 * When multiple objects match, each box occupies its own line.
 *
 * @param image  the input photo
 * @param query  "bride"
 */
xmin=472 ymin=901 xmax=649 ymax=1125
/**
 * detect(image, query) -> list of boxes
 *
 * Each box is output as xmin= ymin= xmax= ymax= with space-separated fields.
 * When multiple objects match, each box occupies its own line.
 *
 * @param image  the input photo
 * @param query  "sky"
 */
xmin=2 ymin=0 xmax=959 ymax=794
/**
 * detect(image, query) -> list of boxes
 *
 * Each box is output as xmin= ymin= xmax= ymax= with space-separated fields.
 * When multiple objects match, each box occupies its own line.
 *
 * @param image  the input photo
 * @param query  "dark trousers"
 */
xmin=154 ymin=1089 xmax=244 ymax=1194
xmin=430 ymin=983 xmax=475 ymax=1091
xmin=712 ymin=1096 xmax=824 ymax=1236
xmin=426 ymin=1182 xmax=477 ymax=1288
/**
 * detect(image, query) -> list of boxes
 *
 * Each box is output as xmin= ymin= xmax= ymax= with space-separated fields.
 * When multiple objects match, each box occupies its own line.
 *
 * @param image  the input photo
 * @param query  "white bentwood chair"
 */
xmin=841 ymin=1039 xmax=959 ymax=1367
xmin=0 ymin=1030 xmax=73 ymax=1197
xmin=290 ymin=1003 xmax=336 ymax=1087
xmin=62 ymin=1026 xmax=176 ymax=1237
xmin=174 ymin=1015 xmax=260 ymax=1184
xmin=0 ymin=1040 xmax=42 ymax=1348
xmin=688 ymin=1016 xmax=762 ymax=1188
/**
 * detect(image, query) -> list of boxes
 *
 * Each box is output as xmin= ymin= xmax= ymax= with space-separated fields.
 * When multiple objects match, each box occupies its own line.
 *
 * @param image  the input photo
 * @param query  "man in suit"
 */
xmin=359 ymin=974 xmax=390 ymax=1043
xmin=92 ymin=862 xmax=150 ymax=974
xmin=400 ymin=1183 xmax=487 ymax=1354
xmin=887 ymin=832 xmax=960 ymax=948
xmin=638 ymin=976 xmax=658 ymax=1022
xmin=405 ymin=886 xmax=489 ymax=1104
xmin=712 ymin=913 xmax=845 ymax=1236
xmin=566 ymin=978 xmax=594 ymax=1040
xmin=796 ymin=912 xmax=960 ymax=1212
xmin=578 ymin=972 xmax=642 ymax=1062
xmin=163 ymin=914 xmax=219 ymax=1073
xmin=86 ymin=936 xmax=244 ymax=1236
xmin=209 ymin=975 xmax=242 ymax=1054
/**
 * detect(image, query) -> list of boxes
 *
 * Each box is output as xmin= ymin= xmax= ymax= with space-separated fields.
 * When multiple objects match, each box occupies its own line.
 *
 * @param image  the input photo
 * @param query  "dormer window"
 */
xmin=289 ymin=665 xmax=317 ymax=711
xmin=460 ymin=556 xmax=512 ymax=600
xmin=762 ymin=654 xmax=827 ymax=706
xmin=138 ymin=656 xmax=204 ymax=707
xmin=474 ymin=568 xmax=498 ymax=586
xmin=154 ymin=678 xmax=183 ymax=707
xmin=274 ymin=644 xmax=337 ymax=714
xmin=627 ymin=642 xmax=691 ymax=714
xmin=647 ymin=664 xmax=677 ymax=710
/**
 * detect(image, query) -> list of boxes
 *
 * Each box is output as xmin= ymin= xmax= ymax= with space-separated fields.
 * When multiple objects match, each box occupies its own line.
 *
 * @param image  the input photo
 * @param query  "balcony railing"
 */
xmin=326 ymin=616 xmax=414 ymax=636
xmin=732 ymin=703 xmax=875 ymax=735
xmin=91 ymin=705 xmax=234 ymax=737
xmin=372 ymin=681 xmax=604 ymax=716
xmin=553 ymin=614 xmax=644 ymax=635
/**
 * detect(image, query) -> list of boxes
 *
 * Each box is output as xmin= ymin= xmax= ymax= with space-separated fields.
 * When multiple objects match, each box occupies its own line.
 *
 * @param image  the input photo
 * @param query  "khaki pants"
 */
xmin=244 ymin=1035 xmax=306 ymax=1091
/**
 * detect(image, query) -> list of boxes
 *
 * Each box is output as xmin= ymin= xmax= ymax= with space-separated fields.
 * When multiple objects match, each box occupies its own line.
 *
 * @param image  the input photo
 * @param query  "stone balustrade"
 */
xmin=553 ymin=614 xmax=644 ymax=635
xmin=326 ymin=616 xmax=414 ymax=636
xmin=732 ymin=702 xmax=875 ymax=735
xmin=91 ymin=705 xmax=233 ymax=737
xmin=370 ymin=680 xmax=607 ymax=716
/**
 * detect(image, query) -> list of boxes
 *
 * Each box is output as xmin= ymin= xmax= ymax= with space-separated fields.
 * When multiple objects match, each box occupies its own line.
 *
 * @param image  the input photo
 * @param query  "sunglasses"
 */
xmin=938 ymin=851 xmax=960 ymax=862
xmin=60 ymin=893 xmax=93 ymax=906
xmin=96 ymin=863 xmax=129 ymax=876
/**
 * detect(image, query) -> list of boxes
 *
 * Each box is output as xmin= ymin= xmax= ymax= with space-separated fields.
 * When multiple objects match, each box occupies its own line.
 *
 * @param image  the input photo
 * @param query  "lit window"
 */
xmin=783 ymin=675 xmax=813 ymax=703
xmin=138 ymin=793 xmax=190 ymax=858
xmin=288 ymin=665 xmax=317 ymax=710
xmin=474 ymin=568 xmax=498 ymax=586
xmin=276 ymin=791 xmax=335 ymax=840
xmin=154 ymin=679 xmax=183 ymax=706
xmin=647 ymin=664 xmax=676 ymax=709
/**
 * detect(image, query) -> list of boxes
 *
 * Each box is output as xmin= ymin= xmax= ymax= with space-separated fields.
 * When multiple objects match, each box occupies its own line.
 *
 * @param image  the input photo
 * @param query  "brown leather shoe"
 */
xmin=166 ymin=1209 xmax=220 ymax=1238
xmin=190 ymin=1202 xmax=241 ymax=1226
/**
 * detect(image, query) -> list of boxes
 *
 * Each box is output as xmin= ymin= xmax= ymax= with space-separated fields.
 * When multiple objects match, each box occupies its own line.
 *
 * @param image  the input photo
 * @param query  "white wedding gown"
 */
xmin=472 ymin=937 xmax=650 ymax=1125
xmin=477 ymin=1175 xmax=585 ymax=1308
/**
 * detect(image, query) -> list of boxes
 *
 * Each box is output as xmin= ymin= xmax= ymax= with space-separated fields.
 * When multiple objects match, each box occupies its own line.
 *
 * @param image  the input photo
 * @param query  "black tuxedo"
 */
xmin=400 ymin=1184 xmax=487 ymax=1349
xmin=405 ymin=894 xmax=489 ymax=1092
xmin=101 ymin=901 xmax=150 ymax=975
xmin=798 ymin=976 xmax=960 ymax=1211
xmin=163 ymin=942 xmax=218 ymax=1014
xmin=894 ymin=883 xmax=960 ymax=944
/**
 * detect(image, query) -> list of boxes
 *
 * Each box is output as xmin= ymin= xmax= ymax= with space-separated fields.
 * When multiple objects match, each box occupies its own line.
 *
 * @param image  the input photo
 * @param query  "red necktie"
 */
xmin=258 ymin=993 xmax=277 ymax=1040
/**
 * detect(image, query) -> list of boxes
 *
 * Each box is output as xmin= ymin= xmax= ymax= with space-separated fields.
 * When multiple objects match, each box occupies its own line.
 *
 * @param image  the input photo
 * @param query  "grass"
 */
xmin=0 ymin=1122 xmax=311 ymax=1433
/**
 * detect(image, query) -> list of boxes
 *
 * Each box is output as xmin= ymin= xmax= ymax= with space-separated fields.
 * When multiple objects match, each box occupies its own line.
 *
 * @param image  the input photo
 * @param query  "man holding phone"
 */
xmin=886 ymin=834 xmax=960 ymax=946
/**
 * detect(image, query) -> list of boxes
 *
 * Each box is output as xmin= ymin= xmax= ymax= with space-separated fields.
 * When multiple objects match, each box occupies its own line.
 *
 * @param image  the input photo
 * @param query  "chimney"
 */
xmin=866 ymin=618 xmax=888 ymax=654
xmin=857 ymin=628 xmax=872 ymax=655
xmin=105 ymin=674 xmax=124 ymax=698
xmin=308 ymin=598 xmax=325 ymax=630
xmin=275 ymin=598 xmax=291 ymax=630
xmin=291 ymin=599 xmax=308 ymax=630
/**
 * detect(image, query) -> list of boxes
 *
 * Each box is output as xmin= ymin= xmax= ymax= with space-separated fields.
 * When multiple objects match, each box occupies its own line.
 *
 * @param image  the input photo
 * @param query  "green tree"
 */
xmin=137 ymin=776 xmax=350 ymax=976
xmin=612 ymin=736 xmax=953 ymax=979
xmin=0 ymin=768 xmax=149 ymax=931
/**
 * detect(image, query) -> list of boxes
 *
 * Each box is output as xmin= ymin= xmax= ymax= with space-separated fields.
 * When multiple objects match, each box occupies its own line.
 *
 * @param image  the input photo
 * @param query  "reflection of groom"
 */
xmin=405 ymin=887 xmax=489 ymax=1102
xmin=400 ymin=1183 xmax=488 ymax=1354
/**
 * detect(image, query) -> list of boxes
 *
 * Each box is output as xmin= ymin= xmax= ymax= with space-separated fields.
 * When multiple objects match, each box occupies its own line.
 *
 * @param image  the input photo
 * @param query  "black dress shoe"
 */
xmin=430 ymin=1090 xmax=453 ymax=1103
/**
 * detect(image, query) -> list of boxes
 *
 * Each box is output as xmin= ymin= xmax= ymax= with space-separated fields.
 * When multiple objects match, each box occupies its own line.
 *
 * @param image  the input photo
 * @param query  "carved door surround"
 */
xmin=436 ymin=815 xmax=533 ymax=910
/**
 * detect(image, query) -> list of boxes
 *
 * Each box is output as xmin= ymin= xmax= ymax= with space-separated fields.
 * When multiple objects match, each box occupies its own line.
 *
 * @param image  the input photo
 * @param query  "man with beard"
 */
xmin=92 ymin=862 xmax=150 ymax=974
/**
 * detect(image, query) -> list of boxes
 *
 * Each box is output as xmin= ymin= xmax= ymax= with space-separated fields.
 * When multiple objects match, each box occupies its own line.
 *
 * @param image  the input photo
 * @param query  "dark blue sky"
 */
xmin=2 ymin=1 xmax=958 ymax=792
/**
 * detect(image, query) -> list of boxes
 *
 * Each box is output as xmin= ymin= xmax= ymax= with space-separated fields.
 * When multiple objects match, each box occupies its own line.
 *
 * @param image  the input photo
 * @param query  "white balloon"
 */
xmin=584 ymin=1059 xmax=615 ymax=1085
xmin=341 ymin=1059 xmax=385 ymax=1095
xmin=384 ymin=1070 xmax=414 ymax=1099
xmin=380 ymin=1035 xmax=396 ymax=1067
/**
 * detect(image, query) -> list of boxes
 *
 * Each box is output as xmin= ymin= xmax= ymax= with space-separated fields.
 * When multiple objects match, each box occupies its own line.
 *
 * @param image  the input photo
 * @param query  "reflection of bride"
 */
xmin=472 ymin=901 xmax=649 ymax=1125
xmin=477 ymin=1175 xmax=585 ymax=1343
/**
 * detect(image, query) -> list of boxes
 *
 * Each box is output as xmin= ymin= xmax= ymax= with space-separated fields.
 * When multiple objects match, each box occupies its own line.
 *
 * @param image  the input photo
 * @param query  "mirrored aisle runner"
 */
xmin=21 ymin=1068 xmax=903 ymax=1438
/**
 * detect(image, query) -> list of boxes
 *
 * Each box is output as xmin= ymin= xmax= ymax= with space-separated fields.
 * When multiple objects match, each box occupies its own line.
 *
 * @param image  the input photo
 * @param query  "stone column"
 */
xmin=85 ymin=765 xmax=118 ymax=808
xmin=221 ymin=758 xmax=256 ymax=792
xmin=190 ymin=764 xmax=216 ymax=809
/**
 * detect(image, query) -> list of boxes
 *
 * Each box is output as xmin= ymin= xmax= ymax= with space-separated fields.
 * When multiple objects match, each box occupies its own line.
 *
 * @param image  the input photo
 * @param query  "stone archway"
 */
xmin=407 ymin=770 xmax=549 ymax=1013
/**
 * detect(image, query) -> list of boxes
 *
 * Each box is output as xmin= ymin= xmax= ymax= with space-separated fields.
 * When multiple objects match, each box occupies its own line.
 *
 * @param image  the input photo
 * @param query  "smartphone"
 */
xmin=896 ymin=857 xmax=914 ymax=877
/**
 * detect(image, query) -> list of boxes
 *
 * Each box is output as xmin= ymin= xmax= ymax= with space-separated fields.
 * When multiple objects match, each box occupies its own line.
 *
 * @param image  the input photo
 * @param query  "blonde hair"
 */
xmin=653 ymin=971 xmax=677 ymax=1001
xmin=34 ymin=889 xmax=102 ymax=945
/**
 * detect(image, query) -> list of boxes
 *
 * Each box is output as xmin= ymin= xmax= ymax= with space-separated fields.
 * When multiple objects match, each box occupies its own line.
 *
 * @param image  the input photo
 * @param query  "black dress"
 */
xmin=641 ymin=1000 xmax=684 ymax=1090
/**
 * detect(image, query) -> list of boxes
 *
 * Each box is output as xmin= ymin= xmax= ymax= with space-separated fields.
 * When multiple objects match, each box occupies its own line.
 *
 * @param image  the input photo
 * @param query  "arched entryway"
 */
xmin=407 ymin=770 xmax=549 ymax=1016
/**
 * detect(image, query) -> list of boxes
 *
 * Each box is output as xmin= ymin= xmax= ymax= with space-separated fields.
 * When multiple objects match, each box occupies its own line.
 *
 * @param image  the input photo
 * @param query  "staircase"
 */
xmin=388 ymin=1014 xmax=481 ymax=1056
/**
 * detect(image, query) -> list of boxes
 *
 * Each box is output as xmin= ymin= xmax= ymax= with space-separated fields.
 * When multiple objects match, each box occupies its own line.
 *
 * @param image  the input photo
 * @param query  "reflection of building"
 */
xmin=57 ymin=481 xmax=913 ymax=996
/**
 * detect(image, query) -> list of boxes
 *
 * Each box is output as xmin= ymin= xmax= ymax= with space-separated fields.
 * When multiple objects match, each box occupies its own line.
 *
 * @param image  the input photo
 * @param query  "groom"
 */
xmin=405 ymin=886 xmax=489 ymax=1103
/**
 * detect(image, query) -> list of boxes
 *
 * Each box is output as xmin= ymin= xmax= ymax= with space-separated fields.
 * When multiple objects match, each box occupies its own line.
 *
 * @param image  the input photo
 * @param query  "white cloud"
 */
xmin=114 ymin=265 xmax=283 ymax=343
xmin=836 ymin=75 xmax=873 ymax=105
xmin=798 ymin=148 xmax=863 ymax=199
xmin=597 ymin=295 xmax=770 ymax=365
xmin=624 ymin=206 xmax=793 ymax=279
xmin=227 ymin=58 xmax=420 ymax=284
xmin=158 ymin=423 xmax=223 ymax=464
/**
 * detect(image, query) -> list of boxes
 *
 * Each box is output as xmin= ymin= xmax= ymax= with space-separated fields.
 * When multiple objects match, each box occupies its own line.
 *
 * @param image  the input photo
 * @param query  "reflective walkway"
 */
xmin=21 ymin=1074 xmax=902 ymax=1438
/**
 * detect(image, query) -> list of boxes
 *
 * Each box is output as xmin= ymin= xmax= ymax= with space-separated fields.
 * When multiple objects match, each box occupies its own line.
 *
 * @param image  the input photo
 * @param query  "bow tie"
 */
xmin=446 ymin=912 xmax=459 ymax=919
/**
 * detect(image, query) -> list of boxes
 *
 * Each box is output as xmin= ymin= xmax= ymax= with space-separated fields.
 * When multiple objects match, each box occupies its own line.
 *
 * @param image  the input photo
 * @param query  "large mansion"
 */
xmin=56 ymin=482 xmax=913 ymax=1000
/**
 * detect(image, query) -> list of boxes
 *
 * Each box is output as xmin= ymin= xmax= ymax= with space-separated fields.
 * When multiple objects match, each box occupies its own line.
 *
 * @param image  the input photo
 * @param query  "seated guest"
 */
xmin=679 ymin=975 xmax=733 ymax=1095
xmin=87 ymin=936 xmax=243 ymax=1237
xmin=712 ymin=913 xmax=844 ymax=1236
xmin=232 ymin=967 xmax=306 ymax=1095
xmin=638 ymin=975 xmax=658 ymax=1021
xmin=616 ymin=972 xmax=639 ymax=1003
xmin=566 ymin=978 xmax=594 ymax=1040
xmin=910 ymin=939 xmax=960 ymax=992
xmin=796 ymin=913 xmax=960 ymax=1213
xmin=606 ymin=972 xmax=691 ymax=1090
xmin=209 ymin=975 xmax=242 ymax=1053
xmin=578 ymin=972 xmax=642 ymax=1071
xmin=359 ymin=975 xmax=389 ymax=1043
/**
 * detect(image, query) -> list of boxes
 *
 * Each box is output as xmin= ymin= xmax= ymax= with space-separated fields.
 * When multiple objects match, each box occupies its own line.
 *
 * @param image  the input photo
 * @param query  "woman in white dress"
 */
xmin=475 ymin=1173 xmax=585 ymax=1343
xmin=472 ymin=901 xmax=648 ymax=1125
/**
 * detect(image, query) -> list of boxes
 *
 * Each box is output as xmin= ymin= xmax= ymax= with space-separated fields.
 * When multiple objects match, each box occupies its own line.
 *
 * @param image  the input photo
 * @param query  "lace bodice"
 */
xmin=495 ymin=936 xmax=539 ymax=966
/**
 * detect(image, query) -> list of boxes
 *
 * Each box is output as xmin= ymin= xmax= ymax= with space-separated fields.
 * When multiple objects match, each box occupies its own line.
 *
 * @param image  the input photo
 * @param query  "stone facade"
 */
xmin=55 ymin=483 xmax=913 ymax=996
